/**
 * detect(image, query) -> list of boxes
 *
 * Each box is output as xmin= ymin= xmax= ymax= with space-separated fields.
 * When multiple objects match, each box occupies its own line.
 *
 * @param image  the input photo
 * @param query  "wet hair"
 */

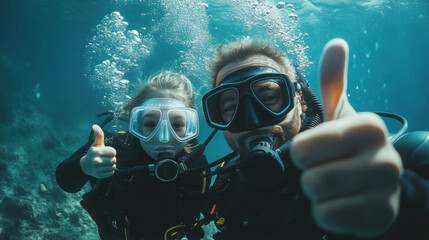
xmin=208 ymin=37 xmax=297 ymax=88
xmin=123 ymin=71 xmax=196 ymax=116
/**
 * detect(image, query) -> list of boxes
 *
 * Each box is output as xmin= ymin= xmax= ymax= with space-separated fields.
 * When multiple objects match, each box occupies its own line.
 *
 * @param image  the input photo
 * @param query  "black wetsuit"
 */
xmin=56 ymin=132 xmax=210 ymax=240
xmin=209 ymin=131 xmax=429 ymax=240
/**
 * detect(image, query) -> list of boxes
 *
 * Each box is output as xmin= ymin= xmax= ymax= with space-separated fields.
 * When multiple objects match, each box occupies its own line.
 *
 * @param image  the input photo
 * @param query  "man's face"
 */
xmin=215 ymin=55 xmax=302 ymax=155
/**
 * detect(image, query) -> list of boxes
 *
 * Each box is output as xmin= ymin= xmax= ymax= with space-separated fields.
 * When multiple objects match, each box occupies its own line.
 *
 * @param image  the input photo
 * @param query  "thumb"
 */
xmin=92 ymin=124 xmax=105 ymax=147
xmin=319 ymin=38 xmax=356 ymax=121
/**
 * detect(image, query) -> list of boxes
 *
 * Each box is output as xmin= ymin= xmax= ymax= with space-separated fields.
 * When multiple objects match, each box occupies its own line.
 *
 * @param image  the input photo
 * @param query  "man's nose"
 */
xmin=243 ymin=97 xmax=260 ymax=129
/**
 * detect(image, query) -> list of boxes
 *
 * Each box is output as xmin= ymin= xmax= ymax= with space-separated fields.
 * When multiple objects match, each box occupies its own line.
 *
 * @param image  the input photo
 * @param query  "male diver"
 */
xmin=202 ymin=38 xmax=429 ymax=239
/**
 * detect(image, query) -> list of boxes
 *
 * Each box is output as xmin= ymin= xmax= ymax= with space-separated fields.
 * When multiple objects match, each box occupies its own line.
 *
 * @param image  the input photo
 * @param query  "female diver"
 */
xmin=56 ymin=72 xmax=210 ymax=240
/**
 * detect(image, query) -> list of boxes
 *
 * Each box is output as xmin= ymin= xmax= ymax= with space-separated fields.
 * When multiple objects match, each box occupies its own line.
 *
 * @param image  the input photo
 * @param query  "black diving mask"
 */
xmin=202 ymin=66 xmax=296 ymax=133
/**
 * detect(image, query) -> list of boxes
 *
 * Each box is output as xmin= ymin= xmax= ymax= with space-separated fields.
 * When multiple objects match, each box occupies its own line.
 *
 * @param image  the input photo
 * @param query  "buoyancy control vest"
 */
xmin=80 ymin=131 xmax=210 ymax=240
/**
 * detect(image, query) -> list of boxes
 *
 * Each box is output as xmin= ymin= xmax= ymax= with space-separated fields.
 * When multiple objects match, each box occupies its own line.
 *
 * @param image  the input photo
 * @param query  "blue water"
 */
xmin=0 ymin=0 xmax=428 ymax=239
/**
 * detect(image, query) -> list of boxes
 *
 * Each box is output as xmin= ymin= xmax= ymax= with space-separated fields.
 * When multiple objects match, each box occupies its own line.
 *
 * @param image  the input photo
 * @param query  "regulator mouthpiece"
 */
xmin=240 ymin=137 xmax=285 ymax=186
xmin=155 ymin=152 xmax=179 ymax=182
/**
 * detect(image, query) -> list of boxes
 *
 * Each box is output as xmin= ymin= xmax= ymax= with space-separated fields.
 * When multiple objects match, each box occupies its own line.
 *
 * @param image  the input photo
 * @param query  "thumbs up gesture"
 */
xmin=80 ymin=125 xmax=117 ymax=179
xmin=290 ymin=39 xmax=403 ymax=237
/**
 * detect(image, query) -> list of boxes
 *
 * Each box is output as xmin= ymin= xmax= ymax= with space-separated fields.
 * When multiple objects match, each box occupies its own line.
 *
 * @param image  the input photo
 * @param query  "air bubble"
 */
xmin=276 ymin=2 xmax=285 ymax=9
xmin=120 ymin=79 xmax=130 ymax=86
xmin=288 ymin=13 xmax=298 ymax=20
xmin=201 ymin=3 xmax=209 ymax=9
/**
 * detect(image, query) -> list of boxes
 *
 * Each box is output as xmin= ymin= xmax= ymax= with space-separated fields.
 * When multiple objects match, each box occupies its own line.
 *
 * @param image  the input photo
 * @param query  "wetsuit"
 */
xmin=56 ymin=131 xmax=210 ymax=240
xmin=208 ymin=131 xmax=429 ymax=240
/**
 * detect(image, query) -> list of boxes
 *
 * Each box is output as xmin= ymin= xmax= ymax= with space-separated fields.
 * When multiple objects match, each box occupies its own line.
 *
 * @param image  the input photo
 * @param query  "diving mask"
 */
xmin=202 ymin=66 xmax=297 ymax=133
xmin=129 ymin=98 xmax=199 ymax=143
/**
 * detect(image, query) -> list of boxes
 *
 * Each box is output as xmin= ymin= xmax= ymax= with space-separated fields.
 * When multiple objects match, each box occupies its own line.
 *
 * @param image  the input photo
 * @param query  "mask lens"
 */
xmin=206 ymin=88 xmax=238 ymax=127
xmin=140 ymin=110 xmax=161 ymax=138
xmin=167 ymin=109 xmax=199 ymax=141
xmin=251 ymin=78 xmax=290 ymax=114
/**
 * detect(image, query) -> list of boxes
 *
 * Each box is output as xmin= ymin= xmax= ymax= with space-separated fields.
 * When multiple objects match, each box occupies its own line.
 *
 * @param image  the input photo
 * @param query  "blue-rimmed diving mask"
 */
xmin=202 ymin=66 xmax=297 ymax=133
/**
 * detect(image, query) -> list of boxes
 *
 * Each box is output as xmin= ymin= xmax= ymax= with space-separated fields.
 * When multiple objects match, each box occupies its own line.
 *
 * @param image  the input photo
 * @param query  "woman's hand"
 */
xmin=80 ymin=125 xmax=117 ymax=179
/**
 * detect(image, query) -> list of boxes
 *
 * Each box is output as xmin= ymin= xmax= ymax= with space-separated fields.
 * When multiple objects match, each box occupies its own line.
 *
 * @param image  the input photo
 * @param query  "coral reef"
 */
xmin=0 ymin=94 xmax=99 ymax=239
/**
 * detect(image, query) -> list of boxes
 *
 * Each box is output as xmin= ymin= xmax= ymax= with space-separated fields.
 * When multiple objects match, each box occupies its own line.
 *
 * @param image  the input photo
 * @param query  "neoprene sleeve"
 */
xmin=56 ymin=142 xmax=92 ymax=193
xmin=380 ymin=131 xmax=429 ymax=239
xmin=379 ymin=170 xmax=429 ymax=239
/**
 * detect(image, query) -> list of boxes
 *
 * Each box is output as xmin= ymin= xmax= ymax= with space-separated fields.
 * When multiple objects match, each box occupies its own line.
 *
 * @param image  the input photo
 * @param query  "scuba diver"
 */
xmin=56 ymin=72 xmax=211 ymax=240
xmin=200 ymin=38 xmax=429 ymax=239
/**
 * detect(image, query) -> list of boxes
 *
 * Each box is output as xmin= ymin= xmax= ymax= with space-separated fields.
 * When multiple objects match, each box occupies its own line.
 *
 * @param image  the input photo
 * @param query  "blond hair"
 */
xmin=208 ymin=38 xmax=297 ymax=88
xmin=123 ymin=71 xmax=196 ymax=116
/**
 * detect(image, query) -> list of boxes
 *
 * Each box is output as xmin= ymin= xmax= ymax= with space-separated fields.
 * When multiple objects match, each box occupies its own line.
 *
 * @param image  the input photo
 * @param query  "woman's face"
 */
xmin=140 ymin=110 xmax=187 ymax=139
xmin=138 ymin=95 xmax=188 ymax=160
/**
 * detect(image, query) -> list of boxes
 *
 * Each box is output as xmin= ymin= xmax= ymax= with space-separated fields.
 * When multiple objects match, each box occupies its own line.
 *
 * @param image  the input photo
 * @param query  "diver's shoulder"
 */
xmin=394 ymin=131 xmax=429 ymax=170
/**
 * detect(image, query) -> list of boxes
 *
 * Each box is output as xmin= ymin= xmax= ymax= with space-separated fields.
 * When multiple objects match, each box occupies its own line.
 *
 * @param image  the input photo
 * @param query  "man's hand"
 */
xmin=80 ymin=125 xmax=117 ymax=179
xmin=290 ymin=39 xmax=402 ymax=238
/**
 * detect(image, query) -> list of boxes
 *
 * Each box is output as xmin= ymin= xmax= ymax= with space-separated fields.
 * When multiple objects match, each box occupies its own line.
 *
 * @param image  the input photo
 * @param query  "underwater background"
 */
xmin=0 ymin=0 xmax=428 ymax=239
